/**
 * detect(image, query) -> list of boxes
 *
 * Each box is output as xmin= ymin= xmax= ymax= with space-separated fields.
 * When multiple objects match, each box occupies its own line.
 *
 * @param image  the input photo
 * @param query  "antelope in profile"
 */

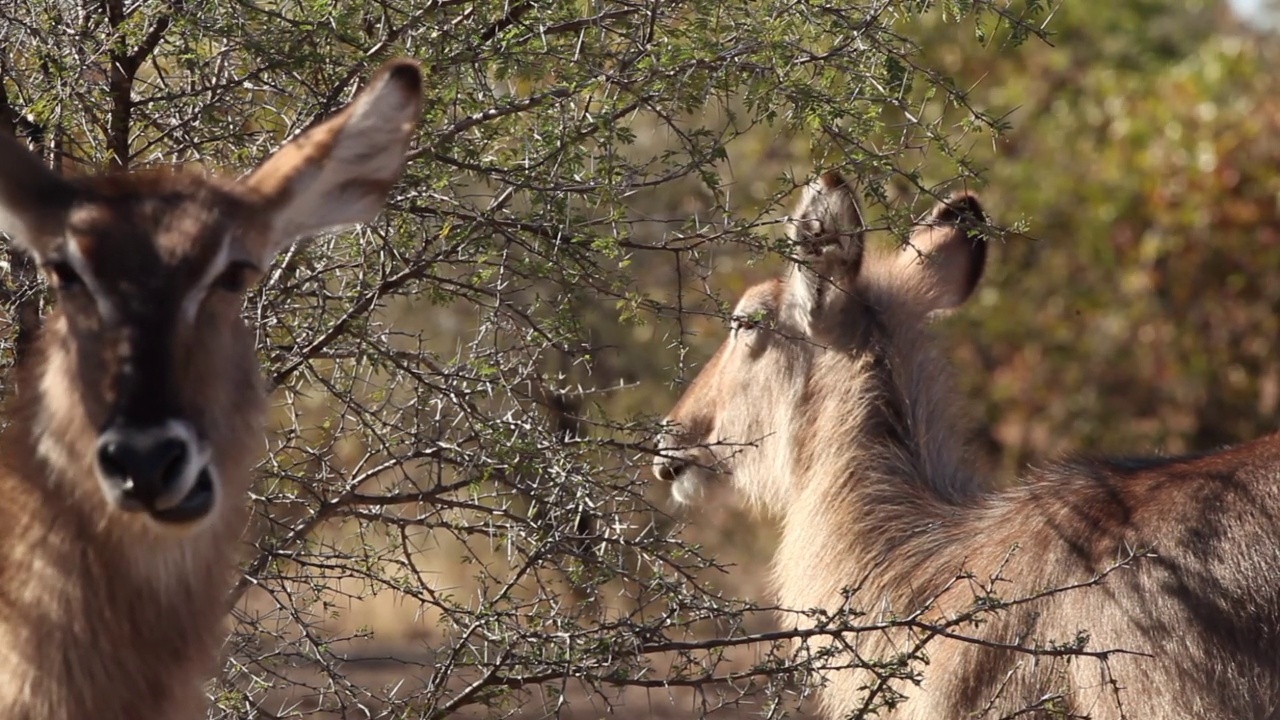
xmin=654 ymin=172 xmax=1280 ymax=719
xmin=0 ymin=59 xmax=421 ymax=719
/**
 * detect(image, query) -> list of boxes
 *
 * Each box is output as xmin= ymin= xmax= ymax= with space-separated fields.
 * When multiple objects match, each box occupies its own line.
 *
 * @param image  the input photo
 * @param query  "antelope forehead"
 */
xmin=66 ymin=226 xmax=232 ymax=293
xmin=69 ymin=181 xmax=239 ymax=263
xmin=152 ymin=194 xmax=240 ymax=265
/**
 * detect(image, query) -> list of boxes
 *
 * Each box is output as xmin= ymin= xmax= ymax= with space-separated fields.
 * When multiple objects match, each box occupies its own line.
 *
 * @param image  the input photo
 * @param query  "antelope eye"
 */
xmin=213 ymin=261 xmax=257 ymax=293
xmin=730 ymin=314 xmax=757 ymax=332
xmin=45 ymin=261 xmax=84 ymax=291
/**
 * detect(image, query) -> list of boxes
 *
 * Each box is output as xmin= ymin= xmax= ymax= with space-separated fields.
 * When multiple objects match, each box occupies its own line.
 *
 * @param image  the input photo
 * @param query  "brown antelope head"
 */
xmin=654 ymin=172 xmax=987 ymax=509
xmin=0 ymin=60 xmax=422 ymax=537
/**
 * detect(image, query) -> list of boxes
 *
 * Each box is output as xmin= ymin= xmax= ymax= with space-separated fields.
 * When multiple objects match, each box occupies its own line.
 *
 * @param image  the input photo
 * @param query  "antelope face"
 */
xmin=36 ymin=181 xmax=264 ymax=526
xmin=653 ymin=280 xmax=795 ymax=504
xmin=0 ymin=59 xmax=424 ymax=533
xmin=654 ymin=172 xmax=987 ymax=508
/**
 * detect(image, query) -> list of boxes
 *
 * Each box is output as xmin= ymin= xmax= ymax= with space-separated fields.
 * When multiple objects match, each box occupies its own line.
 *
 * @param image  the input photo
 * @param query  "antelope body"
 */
xmin=654 ymin=172 xmax=1280 ymax=718
xmin=0 ymin=60 xmax=421 ymax=719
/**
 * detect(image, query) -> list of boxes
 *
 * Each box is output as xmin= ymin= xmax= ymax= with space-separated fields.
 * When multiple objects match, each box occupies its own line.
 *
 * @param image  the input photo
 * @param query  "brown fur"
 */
xmin=0 ymin=59 xmax=422 ymax=720
xmin=656 ymin=173 xmax=1280 ymax=719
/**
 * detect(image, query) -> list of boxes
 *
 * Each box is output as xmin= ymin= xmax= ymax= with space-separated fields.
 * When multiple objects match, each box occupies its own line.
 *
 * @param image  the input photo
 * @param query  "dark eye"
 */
xmin=213 ymin=261 xmax=257 ymax=294
xmin=730 ymin=314 xmax=757 ymax=332
xmin=45 ymin=261 xmax=84 ymax=291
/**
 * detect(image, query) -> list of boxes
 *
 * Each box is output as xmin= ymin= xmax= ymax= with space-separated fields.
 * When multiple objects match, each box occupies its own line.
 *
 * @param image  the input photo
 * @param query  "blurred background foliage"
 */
xmin=2 ymin=0 xmax=1280 ymax=717
xmin=918 ymin=0 xmax=1280 ymax=471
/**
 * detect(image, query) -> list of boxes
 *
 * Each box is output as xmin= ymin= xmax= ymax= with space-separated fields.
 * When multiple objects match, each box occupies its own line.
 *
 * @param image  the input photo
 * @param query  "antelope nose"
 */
xmin=653 ymin=455 xmax=687 ymax=483
xmin=96 ymin=433 xmax=189 ymax=510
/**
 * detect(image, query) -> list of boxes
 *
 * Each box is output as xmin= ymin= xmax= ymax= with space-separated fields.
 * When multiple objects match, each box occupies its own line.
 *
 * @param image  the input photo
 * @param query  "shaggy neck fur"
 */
xmin=0 ymin=319 xmax=250 ymax=720
xmin=770 ymin=313 xmax=980 ymax=604
xmin=759 ymin=275 xmax=995 ymax=715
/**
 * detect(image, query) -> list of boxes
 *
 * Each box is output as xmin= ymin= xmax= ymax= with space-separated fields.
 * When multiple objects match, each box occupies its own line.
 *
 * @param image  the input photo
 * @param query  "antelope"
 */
xmin=653 ymin=171 xmax=1280 ymax=719
xmin=0 ymin=59 xmax=422 ymax=719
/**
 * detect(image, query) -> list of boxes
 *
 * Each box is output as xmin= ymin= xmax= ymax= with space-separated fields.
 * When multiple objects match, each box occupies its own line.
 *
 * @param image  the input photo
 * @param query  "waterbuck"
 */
xmin=0 ymin=59 xmax=421 ymax=719
xmin=654 ymin=171 xmax=1280 ymax=718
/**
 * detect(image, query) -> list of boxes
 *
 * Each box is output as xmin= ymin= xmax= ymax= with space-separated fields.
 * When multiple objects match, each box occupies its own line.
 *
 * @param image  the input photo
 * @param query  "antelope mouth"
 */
xmin=670 ymin=469 xmax=706 ymax=505
xmin=147 ymin=468 xmax=216 ymax=524
xmin=95 ymin=421 xmax=219 ymax=526
xmin=110 ymin=466 xmax=217 ymax=524
xmin=653 ymin=451 xmax=713 ymax=506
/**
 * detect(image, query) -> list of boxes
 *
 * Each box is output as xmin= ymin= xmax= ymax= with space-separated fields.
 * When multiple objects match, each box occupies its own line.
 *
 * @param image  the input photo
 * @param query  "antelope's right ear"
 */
xmin=782 ymin=171 xmax=866 ymax=327
xmin=894 ymin=192 xmax=987 ymax=312
xmin=239 ymin=58 xmax=423 ymax=266
xmin=0 ymin=134 xmax=75 ymax=259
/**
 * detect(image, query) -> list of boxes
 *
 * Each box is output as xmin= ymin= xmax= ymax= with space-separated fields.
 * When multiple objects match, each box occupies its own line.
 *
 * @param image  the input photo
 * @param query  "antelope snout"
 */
xmin=95 ymin=421 xmax=217 ymax=524
xmin=652 ymin=432 xmax=688 ymax=483
xmin=652 ymin=430 xmax=715 ymax=504
xmin=652 ymin=452 xmax=688 ymax=483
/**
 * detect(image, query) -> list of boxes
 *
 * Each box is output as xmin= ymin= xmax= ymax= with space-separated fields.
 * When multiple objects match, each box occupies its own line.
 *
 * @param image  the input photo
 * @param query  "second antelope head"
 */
xmin=0 ymin=60 xmax=423 ymax=536
xmin=654 ymin=172 xmax=987 ymax=508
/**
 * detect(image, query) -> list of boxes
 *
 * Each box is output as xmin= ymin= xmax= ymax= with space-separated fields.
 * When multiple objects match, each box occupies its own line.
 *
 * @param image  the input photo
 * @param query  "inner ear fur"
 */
xmin=779 ymin=170 xmax=868 ymax=332
xmin=239 ymin=58 xmax=424 ymax=265
xmin=787 ymin=170 xmax=866 ymax=280
xmin=895 ymin=191 xmax=988 ymax=312
xmin=0 ymin=134 xmax=76 ymax=258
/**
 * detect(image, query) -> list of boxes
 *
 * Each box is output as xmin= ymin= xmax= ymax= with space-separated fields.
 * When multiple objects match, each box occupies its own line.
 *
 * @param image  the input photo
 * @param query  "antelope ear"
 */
xmin=239 ymin=58 xmax=423 ymax=266
xmin=894 ymin=192 xmax=988 ymax=312
xmin=782 ymin=171 xmax=866 ymax=327
xmin=0 ymin=133 xmax=76 ymax=259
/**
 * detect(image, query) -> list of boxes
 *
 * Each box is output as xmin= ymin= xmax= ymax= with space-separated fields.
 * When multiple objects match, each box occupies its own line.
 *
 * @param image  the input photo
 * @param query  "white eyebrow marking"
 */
xmin=63 ymin=236 xmax=119 ymax=324
xmin=180 ymin=232 xmax=232 ymax=325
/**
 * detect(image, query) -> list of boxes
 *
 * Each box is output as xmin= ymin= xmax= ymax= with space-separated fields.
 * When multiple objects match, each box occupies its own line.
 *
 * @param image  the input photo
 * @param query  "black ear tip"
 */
xmin=380 ymin=58 xmax=424 ymax=97
xmin=817 ymin=170 xmax=849 ymax=190
xmin=931 ymin=191 xmax=985 ymax=227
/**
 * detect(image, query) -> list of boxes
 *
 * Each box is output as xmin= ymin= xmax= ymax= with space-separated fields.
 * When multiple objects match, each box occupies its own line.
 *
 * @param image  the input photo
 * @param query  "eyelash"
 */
xmin=730 ymin=314 xmax=758 ymax=332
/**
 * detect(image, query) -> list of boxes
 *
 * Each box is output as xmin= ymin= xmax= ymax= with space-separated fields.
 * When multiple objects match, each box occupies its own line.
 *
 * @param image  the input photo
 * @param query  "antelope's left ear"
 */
xmin=0 ymin=133 xmax=77 ymax=259
xmin=788 ymin=170 xmax=866 ymax=281
xmin=781 ymin=171 xmax=867 ymax=331
xmin=894 ymin=192 xmax=987 ymax=312
xmin=239 ymin=58 xmax=424 ymax=265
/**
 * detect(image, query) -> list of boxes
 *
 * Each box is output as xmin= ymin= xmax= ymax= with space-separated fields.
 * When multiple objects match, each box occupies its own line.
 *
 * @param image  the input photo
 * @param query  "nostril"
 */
xmin=97 ymin=441 xmax=131 ymax=490
xmin=654 ymin=458 xmax=686 ymax=483
xmin=153 ymin=439 xmax=188 ymax=489
xmin=95 ymin=434 xmax=191 ymax=506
